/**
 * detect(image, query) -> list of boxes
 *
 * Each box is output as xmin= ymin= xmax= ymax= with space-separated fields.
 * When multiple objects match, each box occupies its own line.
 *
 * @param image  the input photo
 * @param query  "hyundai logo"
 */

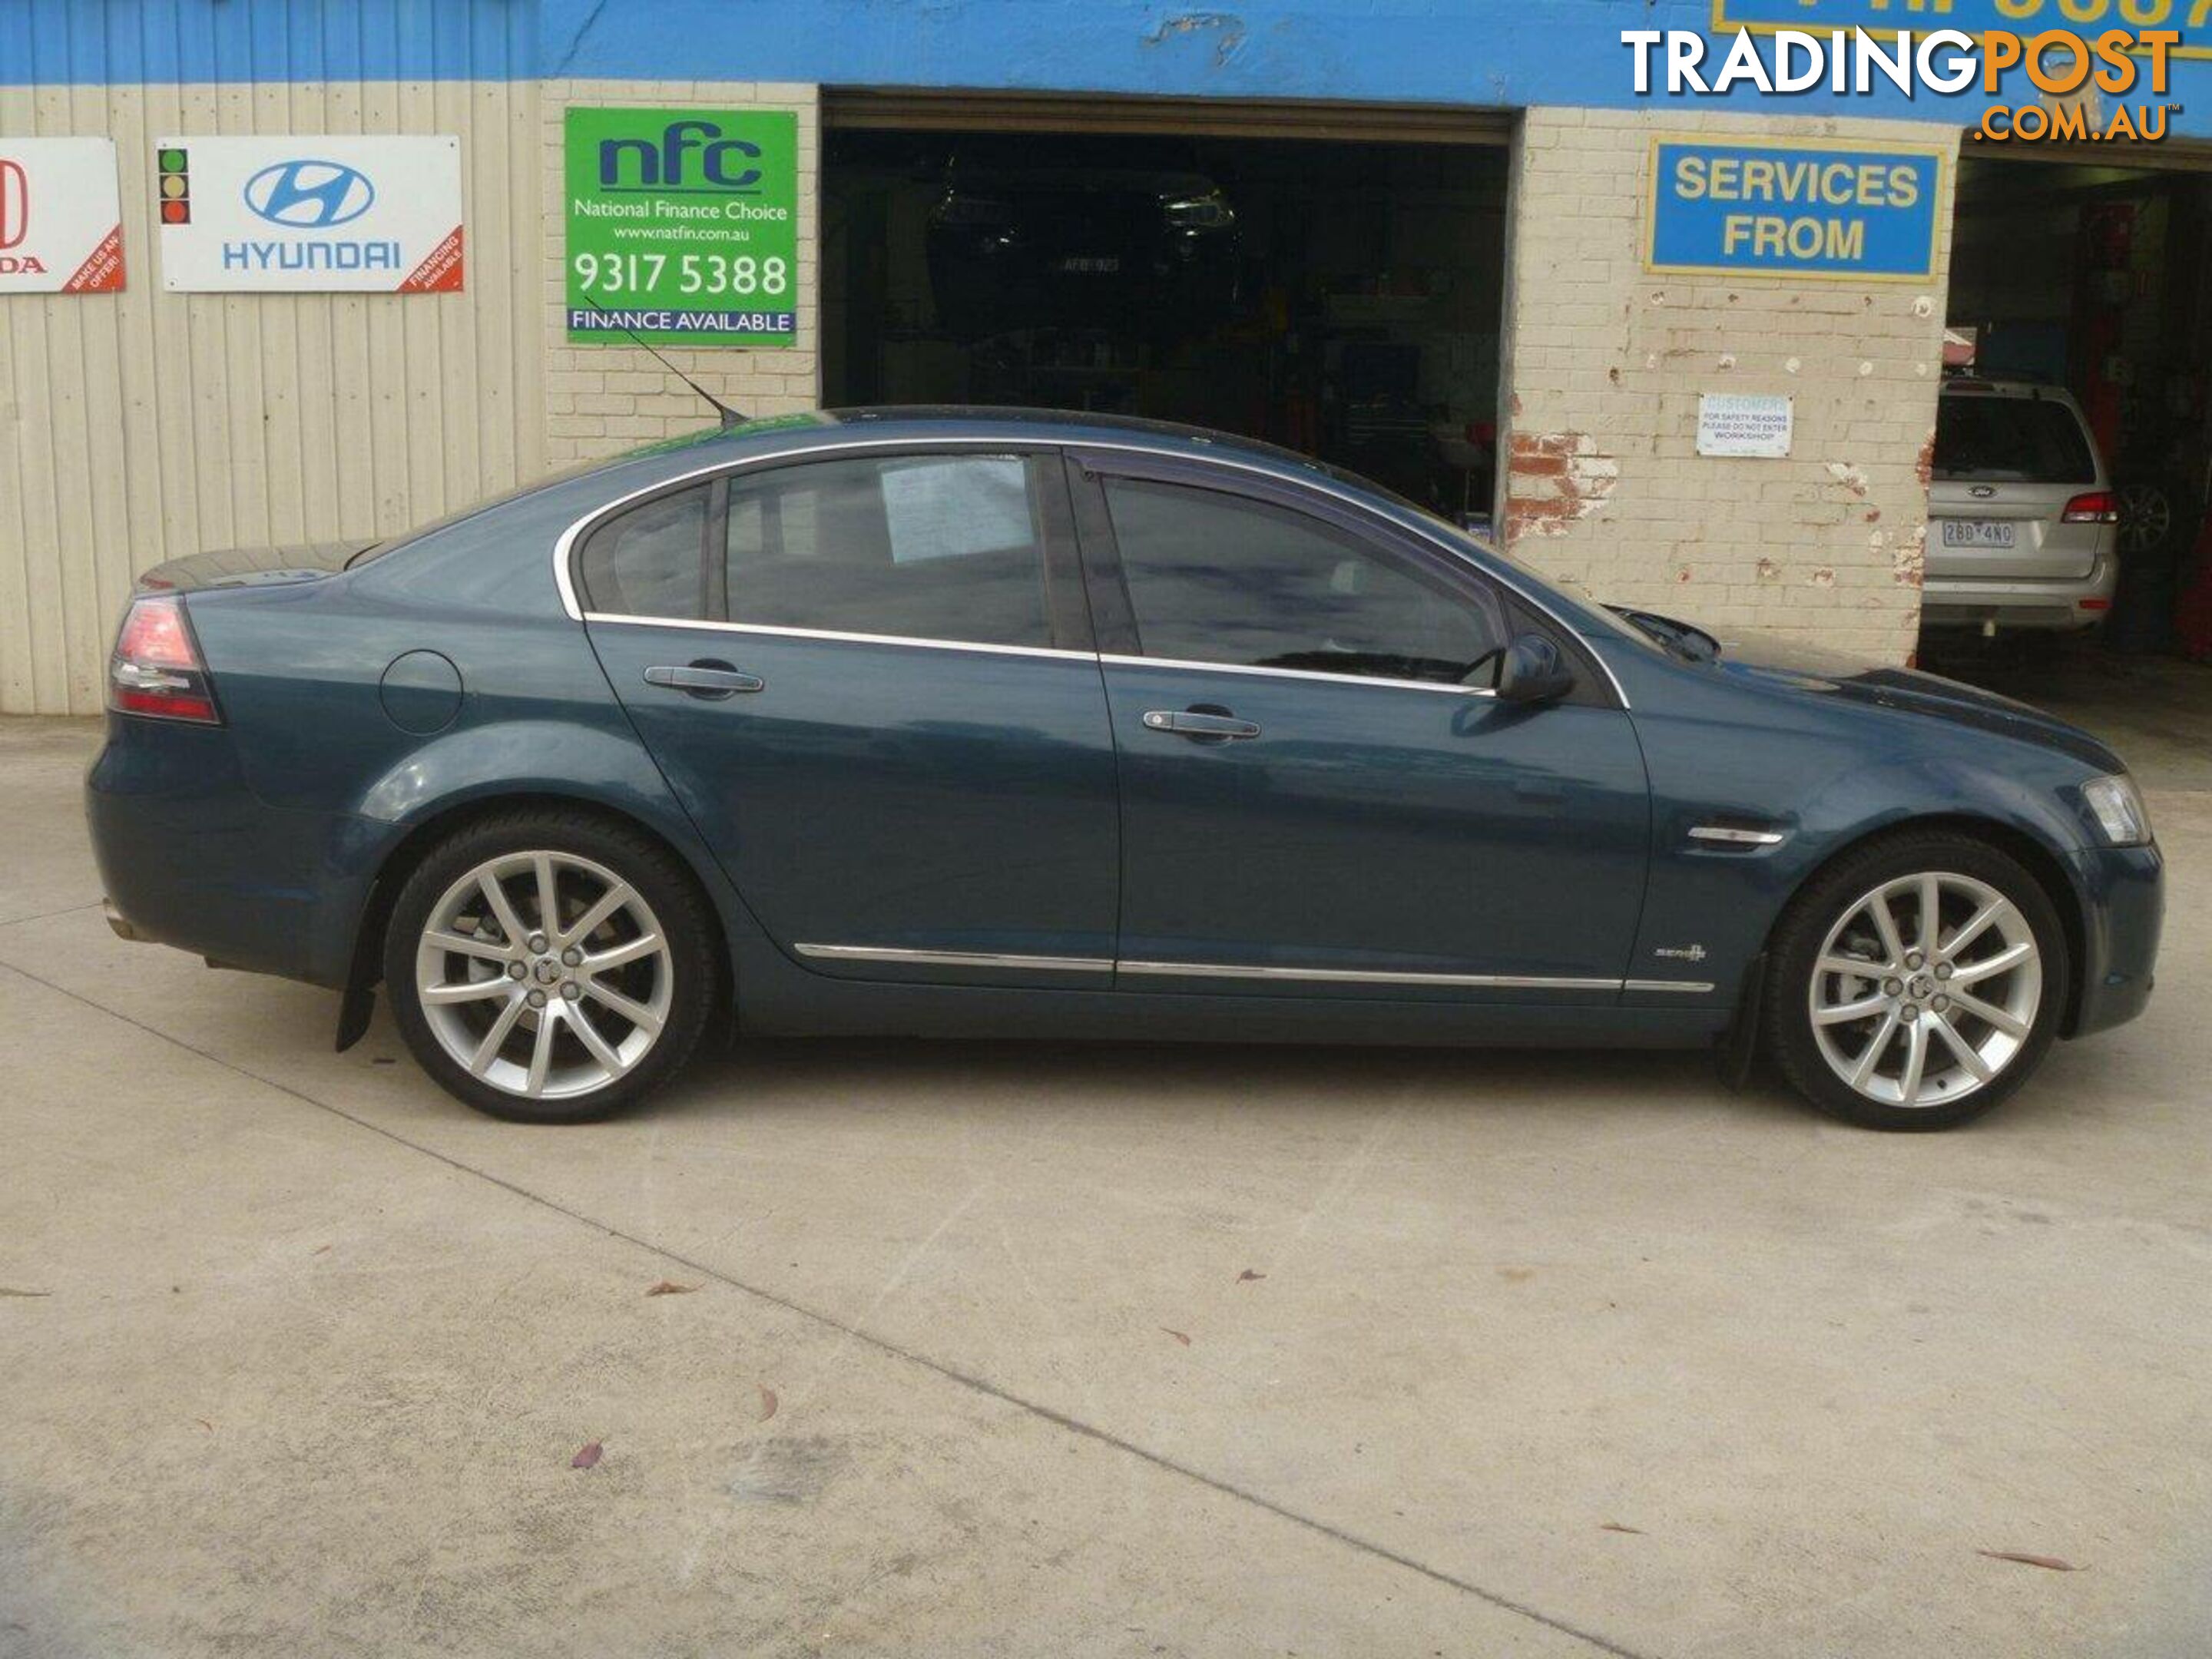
xmin=243 ymin=160 xmax=375 ymax=230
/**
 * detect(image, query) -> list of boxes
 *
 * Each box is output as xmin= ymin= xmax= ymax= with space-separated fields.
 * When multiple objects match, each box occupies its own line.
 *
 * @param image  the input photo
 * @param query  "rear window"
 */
xmin=1933 ymin=395 xmax=2096 ymax=485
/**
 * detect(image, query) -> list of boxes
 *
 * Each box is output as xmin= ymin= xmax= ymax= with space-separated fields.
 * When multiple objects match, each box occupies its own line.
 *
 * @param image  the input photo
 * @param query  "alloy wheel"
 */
xmin=2118 ymin=482 xmax=2172 ymax=557
xmin=413 ymin=849 xmax=674 ymax=1101
xmin=1806 ymin=870 xmax=2042 ymax=1110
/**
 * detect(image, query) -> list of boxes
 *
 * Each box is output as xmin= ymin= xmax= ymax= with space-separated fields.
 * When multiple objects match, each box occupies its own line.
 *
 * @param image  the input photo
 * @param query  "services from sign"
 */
xmin=565 ymin=108 xmax=800 ymax=347
xmin=1646 ymin=138 xmax=1942 ymax=280
xmin=1697 ymin=392 xmax=1794 ymax=459
xmin=155 ymin=135 xmax=464 ymax=293
xmin=0 ymin=137 xmax=126 ymax=293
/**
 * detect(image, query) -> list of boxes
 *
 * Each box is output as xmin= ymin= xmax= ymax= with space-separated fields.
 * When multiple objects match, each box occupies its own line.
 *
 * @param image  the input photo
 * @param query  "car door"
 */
xmin=1068 ymin=451 xmax=1652 ymax=999
xmin=576 ymin=445 xmax=1121 ymax=986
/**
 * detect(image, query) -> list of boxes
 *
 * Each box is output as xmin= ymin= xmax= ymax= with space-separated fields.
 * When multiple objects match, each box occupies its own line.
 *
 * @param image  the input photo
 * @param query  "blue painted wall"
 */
xmin=10 ymin=0 xmax=2212 ymax=138
xmin=2 ymin=0 xmax=536 ymax=85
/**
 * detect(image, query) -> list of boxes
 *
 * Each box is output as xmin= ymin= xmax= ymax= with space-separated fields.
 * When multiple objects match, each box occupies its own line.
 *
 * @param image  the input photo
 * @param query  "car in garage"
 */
xmin=88 ymin=409 xmax=2163 ymax=1131
xmin=925 ymin=154 xmax=1241 ymax=342
xmin=1922 ymin=377 xmax=2121 ymax=637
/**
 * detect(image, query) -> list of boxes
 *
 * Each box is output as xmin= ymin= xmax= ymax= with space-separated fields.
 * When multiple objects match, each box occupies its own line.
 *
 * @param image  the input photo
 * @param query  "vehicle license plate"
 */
xmin=1941 ymin=520 xmax=2015 ymax=548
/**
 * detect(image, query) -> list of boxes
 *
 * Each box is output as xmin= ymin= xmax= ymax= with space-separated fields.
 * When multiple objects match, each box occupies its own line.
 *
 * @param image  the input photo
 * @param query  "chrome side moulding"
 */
xmin=793 ymin=942 xmax=1114 ymax=973
xmin=794 ymin=942 xmax=1720 ymax=996
xmin=1112 ymin=961 xmax=1622 ymax=992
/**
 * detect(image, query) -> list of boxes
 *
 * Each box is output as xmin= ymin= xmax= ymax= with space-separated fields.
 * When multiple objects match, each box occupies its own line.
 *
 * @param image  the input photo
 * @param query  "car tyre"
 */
xmin=1764 ymin=830 xmax=2068 ymax=1131
xmin=383 ymin=810 xmax=720 ymax=1124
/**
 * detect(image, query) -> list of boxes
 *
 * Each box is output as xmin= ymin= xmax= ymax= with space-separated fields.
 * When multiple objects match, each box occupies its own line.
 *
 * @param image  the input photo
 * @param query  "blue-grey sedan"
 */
xmin=87 ymin=409 xmax=2164 ymax=1129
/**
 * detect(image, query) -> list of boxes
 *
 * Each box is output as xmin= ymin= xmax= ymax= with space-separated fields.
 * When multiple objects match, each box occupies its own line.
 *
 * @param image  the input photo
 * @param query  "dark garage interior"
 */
xmin=1949 ymin=151 xmax=2212 ymax=659
xmin=821 ymin=101 xmax=1510 ymax=528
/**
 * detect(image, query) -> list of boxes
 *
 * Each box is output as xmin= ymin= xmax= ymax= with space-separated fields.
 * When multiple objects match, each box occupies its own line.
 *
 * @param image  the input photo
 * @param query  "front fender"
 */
xmin=1628 ymin=740 xmax=2099 ymax=1014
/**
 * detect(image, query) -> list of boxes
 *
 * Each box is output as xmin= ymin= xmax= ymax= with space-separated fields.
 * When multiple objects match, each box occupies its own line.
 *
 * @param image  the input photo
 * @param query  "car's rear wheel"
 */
xmin=1766 ymin=831 xmax=2068 ymax=1131
xmin=384 ymin=812 xmax=717 ymax=1123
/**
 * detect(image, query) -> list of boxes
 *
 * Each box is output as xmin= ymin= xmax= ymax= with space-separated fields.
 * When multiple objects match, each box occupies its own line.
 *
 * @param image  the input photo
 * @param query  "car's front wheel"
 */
xmin=383 ymin=812 xmax=718 ymax=1123
xmin=1767 ymin=831 xmax=2068 ymax=1131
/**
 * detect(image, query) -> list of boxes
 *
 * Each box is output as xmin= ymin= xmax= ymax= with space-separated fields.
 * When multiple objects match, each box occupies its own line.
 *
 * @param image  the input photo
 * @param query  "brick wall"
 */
xmin=540 ymin=81 xmax=821 ymax=465
xmin=1498 ymin=109 xmax=1959 ymax=664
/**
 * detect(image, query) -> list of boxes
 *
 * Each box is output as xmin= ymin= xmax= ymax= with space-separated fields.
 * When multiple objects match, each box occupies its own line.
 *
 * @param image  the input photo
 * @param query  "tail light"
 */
xmin=2061 ymin=491 xmax=2120 ymax=525
xmin=108 ymin=594 xmax=221 ymax=724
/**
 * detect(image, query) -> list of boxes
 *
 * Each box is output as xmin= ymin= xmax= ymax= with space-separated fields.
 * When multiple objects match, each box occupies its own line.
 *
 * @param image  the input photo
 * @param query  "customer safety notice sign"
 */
xmin=1645 ymin=137 xmax=1942 ymax=281
xmin=154 ymin=135 xmax=465 ymax=293
xmin=564 ymin=108 xmax=800 ymax=347
xmin=0 ymin=137 xmax=126 ymax=293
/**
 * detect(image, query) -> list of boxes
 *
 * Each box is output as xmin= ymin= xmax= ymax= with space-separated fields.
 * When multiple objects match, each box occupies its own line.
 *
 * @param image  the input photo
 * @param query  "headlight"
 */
xmin=2081 ymin=773 xmax=2152 ymax=846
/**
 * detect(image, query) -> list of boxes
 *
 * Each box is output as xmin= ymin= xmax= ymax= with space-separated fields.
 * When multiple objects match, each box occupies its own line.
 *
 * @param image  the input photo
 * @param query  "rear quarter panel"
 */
xmin=167 ymin=478 xmax=757 ymax=988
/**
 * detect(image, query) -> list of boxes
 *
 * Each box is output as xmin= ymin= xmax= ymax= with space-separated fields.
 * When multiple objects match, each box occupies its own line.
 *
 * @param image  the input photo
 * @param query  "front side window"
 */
xmin=1101 ymin=477 xmax=1502 ymax=684
xmin=725 ymin=454 xmax=1052 ymax=647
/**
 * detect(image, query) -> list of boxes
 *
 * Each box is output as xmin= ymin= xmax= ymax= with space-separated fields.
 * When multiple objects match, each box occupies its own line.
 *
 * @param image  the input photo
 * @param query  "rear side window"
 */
xmin=724 ymin=455 xmax=1051 ymax=647
xmin=575 ymin=485 xmax=711 ymax=619
xmin=1933 ymin=396 xmax=2096 ymax=484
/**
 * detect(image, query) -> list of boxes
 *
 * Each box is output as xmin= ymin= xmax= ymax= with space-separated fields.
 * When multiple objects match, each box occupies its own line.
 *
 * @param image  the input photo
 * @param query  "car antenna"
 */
xmin=582 ymin=294 xmax=743 ymax=429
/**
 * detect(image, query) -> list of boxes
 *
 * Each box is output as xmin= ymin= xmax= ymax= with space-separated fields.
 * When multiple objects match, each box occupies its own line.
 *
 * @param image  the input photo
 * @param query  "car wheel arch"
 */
xmin=1759 ymin=811 xmax=2088 ymax=1040
xmin=338 ymin=790 xmax=733 ymax=1047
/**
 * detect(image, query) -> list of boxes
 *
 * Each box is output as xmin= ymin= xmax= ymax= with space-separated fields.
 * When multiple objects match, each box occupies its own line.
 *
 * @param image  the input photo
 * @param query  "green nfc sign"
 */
xmin=564 ymin=107 xmax=799 ymax=347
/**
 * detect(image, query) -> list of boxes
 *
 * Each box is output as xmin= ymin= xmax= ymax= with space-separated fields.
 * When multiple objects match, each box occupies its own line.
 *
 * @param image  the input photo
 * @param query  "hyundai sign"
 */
xmin=0 ymin=137 xmax=125 ymax=294
xmin=157 ymin=134 xmax=464 ymax=293
xmin=1644 ymin=137 xmax=1943 ymax=282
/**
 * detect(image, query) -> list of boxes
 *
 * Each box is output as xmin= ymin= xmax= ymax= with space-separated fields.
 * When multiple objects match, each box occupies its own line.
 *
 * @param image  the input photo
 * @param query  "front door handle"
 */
xmin=644 ymin=661 xmax=764 ymax=700
xmin=1142 ymin=708 xmax=1260 ymax=741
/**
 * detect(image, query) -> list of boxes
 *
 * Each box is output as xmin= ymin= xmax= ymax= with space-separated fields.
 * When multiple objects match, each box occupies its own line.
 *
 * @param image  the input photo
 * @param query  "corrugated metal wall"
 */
xmin=0 ymin=8 xmax=545 ymax=714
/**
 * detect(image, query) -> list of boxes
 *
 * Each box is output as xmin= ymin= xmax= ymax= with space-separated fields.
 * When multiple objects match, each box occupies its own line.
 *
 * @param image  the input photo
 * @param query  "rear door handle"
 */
xmin=1142 ymin=709 xmax=1260 ymax=740
xmin=644 ymin=662 xmax=764 ymax=699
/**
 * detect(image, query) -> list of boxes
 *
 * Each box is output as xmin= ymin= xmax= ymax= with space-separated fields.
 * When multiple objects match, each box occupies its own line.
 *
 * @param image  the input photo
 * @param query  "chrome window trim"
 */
xmin=1098 ymin=653 xmax=1498 ymax=698
xmin=583 ymin=611 xmax=1096 ymax=663
xmin=794 ymin=942 xmax=1113 ymax=973
xmin=553 ymin=435 xmax=1056 ymax=624
xmin=547 ymin=432 xmax=1631 ymax=707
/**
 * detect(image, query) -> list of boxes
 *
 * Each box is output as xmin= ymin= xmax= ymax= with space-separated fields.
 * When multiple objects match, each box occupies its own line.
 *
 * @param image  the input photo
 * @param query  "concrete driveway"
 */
xmin=3 ymin=664 xmax=2208 ymax=1659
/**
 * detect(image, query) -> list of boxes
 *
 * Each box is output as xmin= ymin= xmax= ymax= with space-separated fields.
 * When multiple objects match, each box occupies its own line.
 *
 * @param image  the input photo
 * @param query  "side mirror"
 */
xmin=1496 ymin=631 xmax=1575 ymax=706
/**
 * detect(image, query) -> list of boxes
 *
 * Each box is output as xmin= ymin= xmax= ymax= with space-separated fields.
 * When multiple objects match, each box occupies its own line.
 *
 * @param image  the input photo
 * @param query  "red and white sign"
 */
xmin=156 ymin=134 xmax=464 ymax=293
xmin=0 ymin=137 xmax=126 ymax=293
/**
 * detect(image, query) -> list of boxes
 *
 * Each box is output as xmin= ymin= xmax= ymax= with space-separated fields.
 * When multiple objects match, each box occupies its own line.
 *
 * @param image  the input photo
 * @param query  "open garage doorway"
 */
xmin=1946 ymin=148 xmax=2212 ymax=661
xmin=822 ymin=91 xmax=1512 ymax=528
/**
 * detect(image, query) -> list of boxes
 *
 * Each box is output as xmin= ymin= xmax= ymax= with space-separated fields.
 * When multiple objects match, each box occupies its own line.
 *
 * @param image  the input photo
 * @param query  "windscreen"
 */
xmin=1932 ymin=395 xmax=2096 ymax=485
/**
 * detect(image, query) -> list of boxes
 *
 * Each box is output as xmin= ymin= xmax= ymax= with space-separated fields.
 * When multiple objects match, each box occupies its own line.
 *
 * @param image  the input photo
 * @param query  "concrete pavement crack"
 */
xmin=0 ymin=899 xmax=103 ymax=929
xmin=0 ymin=956 xmax=1654 ymax=1659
